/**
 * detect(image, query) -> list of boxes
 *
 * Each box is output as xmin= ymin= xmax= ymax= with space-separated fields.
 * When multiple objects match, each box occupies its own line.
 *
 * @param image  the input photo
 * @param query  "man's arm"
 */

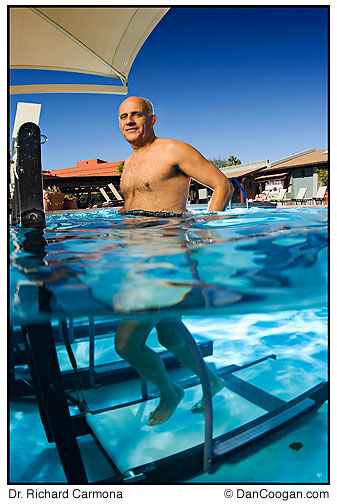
xmin=207 ymin=177 xmax=234 ymax=212
xmin=170 ymin=140 xmax=234 ymax=211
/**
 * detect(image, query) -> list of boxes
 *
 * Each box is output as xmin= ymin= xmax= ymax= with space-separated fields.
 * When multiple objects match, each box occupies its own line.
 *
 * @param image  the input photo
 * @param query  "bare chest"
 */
xmin=120 ymin=155 xmax=179 ymax=196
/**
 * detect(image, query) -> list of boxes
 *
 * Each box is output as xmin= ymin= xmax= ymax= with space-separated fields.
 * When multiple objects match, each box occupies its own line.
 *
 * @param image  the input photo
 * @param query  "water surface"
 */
xmin=10 ymin=207 xmax=328 ymax=324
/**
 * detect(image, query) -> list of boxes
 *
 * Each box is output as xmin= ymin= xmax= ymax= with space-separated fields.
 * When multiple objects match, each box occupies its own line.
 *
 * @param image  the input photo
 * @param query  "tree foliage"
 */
xmin=117 ymin=162 xmax=125 ymax=175
xmin=227 ymin=155 xmax=241 ymax=166
xmin=317 ymin=169 xmax=328 ymax=187
xmin=209 ymin=155 xmax=241 ymax=169
xmin=209 ymin=157 xmax=228 ymax=169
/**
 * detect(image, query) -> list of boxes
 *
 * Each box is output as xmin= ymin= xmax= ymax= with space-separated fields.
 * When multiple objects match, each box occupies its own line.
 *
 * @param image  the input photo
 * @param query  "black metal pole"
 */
xmin=16 ymin=122 xmax=45 ymax=228
xmin=25 ymin=322 xmax=88 ymax=483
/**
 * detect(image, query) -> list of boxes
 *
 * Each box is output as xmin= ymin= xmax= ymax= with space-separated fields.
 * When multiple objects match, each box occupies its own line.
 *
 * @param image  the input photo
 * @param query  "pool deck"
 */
xmin=277 ymin=204 xmax=328 ymax=208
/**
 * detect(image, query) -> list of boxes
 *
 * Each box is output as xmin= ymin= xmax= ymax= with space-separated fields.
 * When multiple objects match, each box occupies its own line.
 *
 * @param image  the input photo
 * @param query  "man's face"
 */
xmin=118 ymin=98 xmax=155 ymax=145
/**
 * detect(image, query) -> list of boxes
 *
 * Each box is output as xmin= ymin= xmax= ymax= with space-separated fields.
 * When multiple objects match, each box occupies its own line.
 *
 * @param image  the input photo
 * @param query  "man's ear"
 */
xmin=152 ymin=115 xmax=157 ymax=127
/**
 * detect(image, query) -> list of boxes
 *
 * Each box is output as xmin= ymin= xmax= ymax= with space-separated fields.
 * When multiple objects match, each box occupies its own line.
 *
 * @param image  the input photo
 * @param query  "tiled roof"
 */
xmin=255 ymin=172 xmax=289 ymax=180
xmin=49 ymin=160 xmax=123 ymax=178
xmin=263 ymin=149 xmax=328 ymax=172
xmin=221 ymin=166 xmax=265 ymax=179
xmin=42 ymin=170 xmax=55 ymax=177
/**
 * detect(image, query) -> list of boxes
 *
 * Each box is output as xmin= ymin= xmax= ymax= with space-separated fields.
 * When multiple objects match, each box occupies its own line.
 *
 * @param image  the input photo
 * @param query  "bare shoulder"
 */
xmin=157 ymin=138 xmax=203 ymax=159
xmin=123 ymin=153 xmax=133 ymax=166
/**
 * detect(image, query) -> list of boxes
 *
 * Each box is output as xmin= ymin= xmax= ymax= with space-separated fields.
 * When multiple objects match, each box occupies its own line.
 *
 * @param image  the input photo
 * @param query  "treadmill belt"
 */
xmin=86 ymin=383 xmax=265 ymax=474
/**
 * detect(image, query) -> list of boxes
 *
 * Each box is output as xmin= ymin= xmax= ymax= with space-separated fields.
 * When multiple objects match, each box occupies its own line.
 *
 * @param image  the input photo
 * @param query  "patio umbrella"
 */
xmin=9 ymin=6 xmax=169 ymax=95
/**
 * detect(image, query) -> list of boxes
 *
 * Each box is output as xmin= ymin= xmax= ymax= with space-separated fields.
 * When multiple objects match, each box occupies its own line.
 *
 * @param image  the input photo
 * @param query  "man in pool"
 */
xmin=118 ymin=96 xmax=233 ymax=214
xmin=114 ymin=96 xmax=234 ymax=426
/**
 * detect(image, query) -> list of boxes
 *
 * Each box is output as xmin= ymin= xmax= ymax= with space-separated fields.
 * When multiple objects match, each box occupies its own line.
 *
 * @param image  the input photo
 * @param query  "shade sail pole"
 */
xmin=10 ymin=84 xmax=128 ymax=95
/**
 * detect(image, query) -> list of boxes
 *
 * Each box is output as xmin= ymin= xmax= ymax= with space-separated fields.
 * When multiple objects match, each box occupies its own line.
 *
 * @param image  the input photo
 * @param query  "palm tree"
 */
xmin=227 ymin=155 xmax=241 ymax=166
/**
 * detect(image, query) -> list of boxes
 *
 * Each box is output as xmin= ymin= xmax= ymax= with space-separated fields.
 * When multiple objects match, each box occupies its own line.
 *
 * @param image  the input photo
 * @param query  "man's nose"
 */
xmin=126 ymin=115 xmax=136 ymax=125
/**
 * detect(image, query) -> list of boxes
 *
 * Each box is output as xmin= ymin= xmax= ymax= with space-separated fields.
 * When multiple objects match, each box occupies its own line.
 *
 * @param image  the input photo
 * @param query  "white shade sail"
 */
xmin=10 ymin=7 xmax=169 ymax=95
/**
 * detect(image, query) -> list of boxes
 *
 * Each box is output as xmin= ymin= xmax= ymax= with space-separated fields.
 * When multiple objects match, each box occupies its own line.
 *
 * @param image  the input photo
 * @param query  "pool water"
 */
xmin=10 ymin=207 xmax=328 ymax=323
xmin=9 ymin=207 xmax=328 ymax=483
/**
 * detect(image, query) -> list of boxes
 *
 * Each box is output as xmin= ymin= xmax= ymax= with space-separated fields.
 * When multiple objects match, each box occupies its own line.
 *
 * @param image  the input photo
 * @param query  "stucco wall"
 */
xmin=291 ymin=166 xmax=315 ymax=199
xmin=290 ymin=163 xmax=328 ymax=199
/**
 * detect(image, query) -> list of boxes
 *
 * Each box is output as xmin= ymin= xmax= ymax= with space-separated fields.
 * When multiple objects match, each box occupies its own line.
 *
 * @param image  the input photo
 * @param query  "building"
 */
xmin=220 ymin=148 xmax=328 ymax=202
xmin=219 ymin=160 xmax=269 ymax=203
xmin=43 ymin=158 xmax=123 ymax=207
xmin=257 ymin=149 xmax=328 ymax=199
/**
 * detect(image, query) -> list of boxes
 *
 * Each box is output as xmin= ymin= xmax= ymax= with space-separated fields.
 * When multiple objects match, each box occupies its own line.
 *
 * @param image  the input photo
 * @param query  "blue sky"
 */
xmin=9 ymin=6 xmax=328 ymax=171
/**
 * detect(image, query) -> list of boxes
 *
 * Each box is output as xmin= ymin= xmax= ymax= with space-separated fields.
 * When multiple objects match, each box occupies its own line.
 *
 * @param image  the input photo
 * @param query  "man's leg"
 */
xmin=115 ymin=319 xmax=184 ymax=426
xmin=156 ymin=319 xmax=225 ymax=412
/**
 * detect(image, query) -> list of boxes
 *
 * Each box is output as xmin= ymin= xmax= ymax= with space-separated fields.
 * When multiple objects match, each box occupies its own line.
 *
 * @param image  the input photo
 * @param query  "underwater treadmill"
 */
xmin=86 ymin=381 xmax=326 ymax=483
xmin=22 ymin=319 xmax=327 ymax=484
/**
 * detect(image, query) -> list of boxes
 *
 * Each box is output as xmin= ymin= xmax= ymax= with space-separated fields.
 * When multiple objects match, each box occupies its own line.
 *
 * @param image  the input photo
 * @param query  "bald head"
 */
xmin=118 ymin=96 xmax=156 ymax=148
xmin=119 ymin=96 xmax=154 ymax=118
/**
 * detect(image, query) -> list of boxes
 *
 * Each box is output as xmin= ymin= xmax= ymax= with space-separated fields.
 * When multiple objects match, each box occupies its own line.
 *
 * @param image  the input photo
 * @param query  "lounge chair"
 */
xmin=269 ymin=188 xmax=287 ymax=203
xmin=98 ymin=185 xmax=124 ymax=207
xmin=99 ymin=187 xmax=114 ymax=207
xmin=108 ymin=183 xmax=123 ymax=203
xmin=291 ymin=187 xmax=312 ymax=205
xmin=254 ymin=190 xmax=270 ymax=201
xmin=312 ymin=186 xmax=327 ymax=205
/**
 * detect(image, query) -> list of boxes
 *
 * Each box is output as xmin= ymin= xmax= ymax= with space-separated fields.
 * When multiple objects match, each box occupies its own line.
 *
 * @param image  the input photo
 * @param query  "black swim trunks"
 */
xmin=121 ymin=209 xmax=185 ymax=218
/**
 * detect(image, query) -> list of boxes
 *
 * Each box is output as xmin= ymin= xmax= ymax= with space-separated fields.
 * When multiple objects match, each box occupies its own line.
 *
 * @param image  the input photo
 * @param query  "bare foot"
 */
xmin=147 ymin=384 xmax=184 ymax=426
xmin=191 ymin=377 xmax=225 ymax=413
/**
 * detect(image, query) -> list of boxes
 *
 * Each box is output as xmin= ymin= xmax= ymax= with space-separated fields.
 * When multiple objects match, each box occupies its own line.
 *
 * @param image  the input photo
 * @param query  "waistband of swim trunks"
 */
xmin=121 ymin=210 xmax=185 ymax=218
